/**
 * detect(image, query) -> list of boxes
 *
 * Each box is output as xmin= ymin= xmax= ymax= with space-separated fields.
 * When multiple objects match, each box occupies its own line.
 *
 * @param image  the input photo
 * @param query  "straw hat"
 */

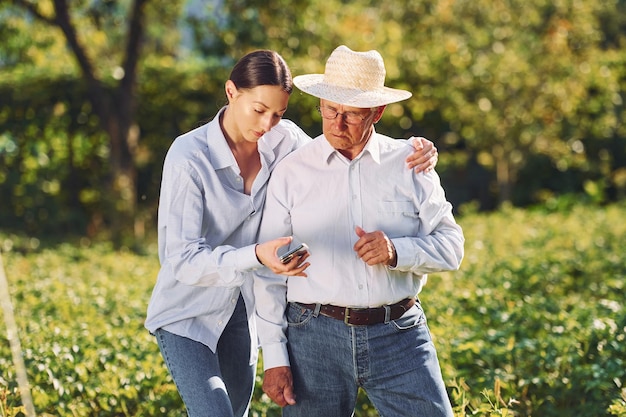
xmin=293 ymin=45 xmax=412 ymax=107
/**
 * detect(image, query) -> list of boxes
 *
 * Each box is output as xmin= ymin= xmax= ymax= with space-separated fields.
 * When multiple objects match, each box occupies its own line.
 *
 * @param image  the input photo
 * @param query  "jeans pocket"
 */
xmin=286 ymin=303 xmax=315 ymax=327
xmin=391 ymin=304 xmax=426 ymax=331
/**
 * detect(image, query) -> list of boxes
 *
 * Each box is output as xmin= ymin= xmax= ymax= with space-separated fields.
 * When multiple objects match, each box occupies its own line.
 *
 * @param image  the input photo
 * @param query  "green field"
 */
xmin=1 ymin=204 xmax=625 ymax=416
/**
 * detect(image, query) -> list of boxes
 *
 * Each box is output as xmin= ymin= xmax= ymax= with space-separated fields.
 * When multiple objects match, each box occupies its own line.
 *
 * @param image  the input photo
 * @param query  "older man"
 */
xmin=254 ymin=45 xmax=464 ymax=417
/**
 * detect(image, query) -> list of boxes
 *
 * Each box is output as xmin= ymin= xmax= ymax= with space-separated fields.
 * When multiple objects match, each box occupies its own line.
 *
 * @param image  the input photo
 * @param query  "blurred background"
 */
xmin=1 ymin=2 xmax=626 ymax=416
xmin=1 ymin=0 xmax=624 ymax=246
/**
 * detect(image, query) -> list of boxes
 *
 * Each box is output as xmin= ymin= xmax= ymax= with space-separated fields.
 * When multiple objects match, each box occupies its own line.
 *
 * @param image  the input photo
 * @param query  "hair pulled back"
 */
xmin=229 ymin=50 xmax=293 ymax=94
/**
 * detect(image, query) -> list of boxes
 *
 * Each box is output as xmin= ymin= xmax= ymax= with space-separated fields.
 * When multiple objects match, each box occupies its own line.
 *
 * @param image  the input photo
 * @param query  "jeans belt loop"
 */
xmin=313 ymin=303 xmax=321 ymax=317
xmin=383 ymin=304 xmax=391 ymax=324
xmin=344 ymin=307 xmax=351 ymax=324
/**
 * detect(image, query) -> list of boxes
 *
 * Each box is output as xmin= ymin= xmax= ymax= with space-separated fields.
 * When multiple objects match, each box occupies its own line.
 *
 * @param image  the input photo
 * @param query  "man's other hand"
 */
xmin=262 ymin=366 xmax=296 ymax=407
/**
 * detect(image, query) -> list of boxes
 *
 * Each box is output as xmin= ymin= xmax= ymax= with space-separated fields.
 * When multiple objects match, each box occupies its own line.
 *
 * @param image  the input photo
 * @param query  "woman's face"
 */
xmin=224 ymin=80 xmax=290 ymax=143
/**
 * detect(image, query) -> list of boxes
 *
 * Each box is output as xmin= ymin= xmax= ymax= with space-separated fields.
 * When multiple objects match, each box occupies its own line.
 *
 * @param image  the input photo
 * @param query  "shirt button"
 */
xmin=358 ymin=284 xmax=363 ymax=290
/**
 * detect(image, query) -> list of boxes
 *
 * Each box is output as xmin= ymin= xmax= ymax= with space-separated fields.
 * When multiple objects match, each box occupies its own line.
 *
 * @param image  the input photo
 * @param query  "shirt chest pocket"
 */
xmin=374 ymin=200 xmax=419 ymax=237
xmin=378 ymin=201 xmax=418 ymax=217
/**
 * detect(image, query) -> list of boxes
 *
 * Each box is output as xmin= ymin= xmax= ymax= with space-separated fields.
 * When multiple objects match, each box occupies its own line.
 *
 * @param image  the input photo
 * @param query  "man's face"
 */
xmin=319 ymin=99 xmax=385 ymax=159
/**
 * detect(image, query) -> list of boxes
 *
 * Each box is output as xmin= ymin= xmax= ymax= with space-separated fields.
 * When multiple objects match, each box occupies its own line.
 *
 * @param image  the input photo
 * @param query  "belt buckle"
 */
xmin=344 ymin=307 xmax=351 ymax=324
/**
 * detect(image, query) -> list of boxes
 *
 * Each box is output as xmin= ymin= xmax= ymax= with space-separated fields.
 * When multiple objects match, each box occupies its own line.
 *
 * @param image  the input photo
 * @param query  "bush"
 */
xmin=1 ymin=204 xmax=625 ymax=416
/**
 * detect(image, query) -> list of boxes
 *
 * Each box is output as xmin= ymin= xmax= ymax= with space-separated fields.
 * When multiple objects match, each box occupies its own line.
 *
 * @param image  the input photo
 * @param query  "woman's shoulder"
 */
xmin=167 ymin=124 xmax=209 ymax=156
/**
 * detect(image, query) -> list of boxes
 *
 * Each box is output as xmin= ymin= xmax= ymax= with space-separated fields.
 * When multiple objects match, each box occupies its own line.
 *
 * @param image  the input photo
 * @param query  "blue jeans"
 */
xmin=284 ymin=301 xmax=453 ymax=417
xmin=155 ymin=295 xmax=254 ymax=417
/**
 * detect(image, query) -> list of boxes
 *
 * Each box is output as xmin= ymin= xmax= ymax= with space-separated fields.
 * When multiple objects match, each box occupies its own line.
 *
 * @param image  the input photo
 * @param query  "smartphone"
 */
xmin=279 ymin=243 xmax=309 ymax=264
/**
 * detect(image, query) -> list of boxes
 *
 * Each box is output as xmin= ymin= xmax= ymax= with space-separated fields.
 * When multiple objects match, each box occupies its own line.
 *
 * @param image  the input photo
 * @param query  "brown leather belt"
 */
xmin=294 ymin=298 xmax=416 ymax=326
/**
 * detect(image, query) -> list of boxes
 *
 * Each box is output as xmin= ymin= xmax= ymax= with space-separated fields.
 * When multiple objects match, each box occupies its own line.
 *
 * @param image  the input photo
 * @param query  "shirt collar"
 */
xmin=205 ymin=107 xmax=238 ymax=171
xmin=362 ymin=128 xmax=381 ymax=164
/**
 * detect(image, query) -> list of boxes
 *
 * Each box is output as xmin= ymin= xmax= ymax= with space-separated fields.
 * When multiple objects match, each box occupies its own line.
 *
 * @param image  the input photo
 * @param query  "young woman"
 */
xmin=145 ymin=50 xmax=438 ymax=417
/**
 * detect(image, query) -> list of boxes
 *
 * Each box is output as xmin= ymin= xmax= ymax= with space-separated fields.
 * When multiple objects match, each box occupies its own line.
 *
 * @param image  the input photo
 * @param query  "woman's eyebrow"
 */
xmin=253 ymin=100 xmax=287 ymax=112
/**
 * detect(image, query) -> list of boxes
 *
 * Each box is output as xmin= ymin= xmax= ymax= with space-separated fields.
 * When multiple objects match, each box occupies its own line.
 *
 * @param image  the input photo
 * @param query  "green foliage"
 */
xmin=200 ymin=0 xmax=626 ymax=207
xmin=609 ymin=389 xmax=626 ymax=416
xmin=0 ymin=239 xmax=182 ymax=416
xmin=0 ymin=76 xmax=109 ymax=235
xmin=1 ymin=0 xmax=626 ymax=234
xmin=392 ymin=0 xmax=626 ymax=206
xmin=1 ymin=204 xmax=625 ymax=416
xmin=428 ymin=203 xmax=626 ymax=417
xmin=0 ymin=59 xmax=226 ymax=237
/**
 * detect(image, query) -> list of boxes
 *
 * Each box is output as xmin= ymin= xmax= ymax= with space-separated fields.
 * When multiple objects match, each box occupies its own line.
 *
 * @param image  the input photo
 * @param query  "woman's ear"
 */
xmin=225 ymin=80 xmax=237 ymax=100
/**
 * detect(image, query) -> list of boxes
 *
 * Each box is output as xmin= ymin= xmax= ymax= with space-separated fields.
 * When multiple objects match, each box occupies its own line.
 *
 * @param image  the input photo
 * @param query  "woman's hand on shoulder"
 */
xmin=406 ymin=136 xmax=438 ymax=173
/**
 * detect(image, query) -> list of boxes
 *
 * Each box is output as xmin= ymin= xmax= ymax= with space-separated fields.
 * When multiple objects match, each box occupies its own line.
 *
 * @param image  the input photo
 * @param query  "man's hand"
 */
xmin=255 ymin=238 xmax=310 ymax=277
xmin=354 ymin=226 xmax=397 ymax=267
xmin=406 ymin=136 xmax=438 ymax=173
xmin=262 ymin=366 xmax=296 ymax=407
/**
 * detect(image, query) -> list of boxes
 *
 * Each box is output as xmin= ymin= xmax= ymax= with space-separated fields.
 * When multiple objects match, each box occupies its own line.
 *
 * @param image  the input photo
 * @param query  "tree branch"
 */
xmin=10 ymin=0 xmax=107 ymax=118
xmin=121 ymin=0 xmax=148 ymax=93
xmin=51 ymin=0 xmax=99 ymax=85
xmin=51 ymin=0 xmax=111 ymax=126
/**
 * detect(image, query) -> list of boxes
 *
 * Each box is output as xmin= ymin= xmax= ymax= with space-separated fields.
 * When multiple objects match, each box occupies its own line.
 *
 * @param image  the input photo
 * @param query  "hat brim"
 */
xmin=293 ymin=74 xmax=412 ymax=107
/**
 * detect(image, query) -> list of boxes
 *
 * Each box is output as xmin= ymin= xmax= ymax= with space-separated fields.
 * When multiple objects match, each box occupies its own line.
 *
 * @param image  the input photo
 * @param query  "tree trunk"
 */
xmin=494 ymin=145 xmax=513 ymax=205
xmin=105 ymin=114 xmax=139 ymax=247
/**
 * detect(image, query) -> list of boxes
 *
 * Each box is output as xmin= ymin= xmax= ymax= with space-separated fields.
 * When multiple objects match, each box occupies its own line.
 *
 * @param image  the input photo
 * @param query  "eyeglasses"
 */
xmin=316 ymin=105 xmax=372 ymax=125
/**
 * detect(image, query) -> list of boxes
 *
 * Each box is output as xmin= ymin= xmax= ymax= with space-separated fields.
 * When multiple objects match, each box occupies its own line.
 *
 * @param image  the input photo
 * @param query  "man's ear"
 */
xmin=373 ymin=105 xmax=387 ymax=123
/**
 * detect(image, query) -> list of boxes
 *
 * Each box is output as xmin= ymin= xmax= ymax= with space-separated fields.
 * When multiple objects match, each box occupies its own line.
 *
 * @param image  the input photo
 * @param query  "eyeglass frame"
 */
xmin=316 ymin=105 xmax=374 ymax=125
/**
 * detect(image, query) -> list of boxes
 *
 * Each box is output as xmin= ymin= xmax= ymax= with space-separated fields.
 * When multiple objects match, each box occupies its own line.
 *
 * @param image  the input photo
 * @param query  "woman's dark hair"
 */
xmin=229 ymin=50 xmax=293 ymax=94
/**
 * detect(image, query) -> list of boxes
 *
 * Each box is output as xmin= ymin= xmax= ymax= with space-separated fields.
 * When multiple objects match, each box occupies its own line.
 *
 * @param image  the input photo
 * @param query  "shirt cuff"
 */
xmin=261 ymin=342 xmax=290 ymax=370
xmin=389 ymin=237 xmax=413 ymax=270
xmin=236 ymin=244 xmax=264 ymax=272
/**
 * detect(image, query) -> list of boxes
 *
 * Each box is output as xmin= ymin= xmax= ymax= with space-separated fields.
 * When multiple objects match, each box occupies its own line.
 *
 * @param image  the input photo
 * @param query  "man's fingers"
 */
xmin=283 ymin=384 xmax=297 ymax=405
xmin=263 ymin=383 xmax=288 ymax=407
xmin=406 ymin=137 xmax=438 ymax=173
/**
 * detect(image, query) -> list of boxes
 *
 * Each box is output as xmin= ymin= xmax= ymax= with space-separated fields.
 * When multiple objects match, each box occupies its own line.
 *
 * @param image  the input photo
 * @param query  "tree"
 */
xmin=4 ymin=0 xmax=152 ymax=246
xmin=389 ymin=0 xmax=625 ymax=206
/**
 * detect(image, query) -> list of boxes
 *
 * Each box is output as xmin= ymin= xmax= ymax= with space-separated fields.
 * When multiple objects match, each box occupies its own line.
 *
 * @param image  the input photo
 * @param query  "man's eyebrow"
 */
xmin=323 ymin=104 xmax=365 ymax=114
